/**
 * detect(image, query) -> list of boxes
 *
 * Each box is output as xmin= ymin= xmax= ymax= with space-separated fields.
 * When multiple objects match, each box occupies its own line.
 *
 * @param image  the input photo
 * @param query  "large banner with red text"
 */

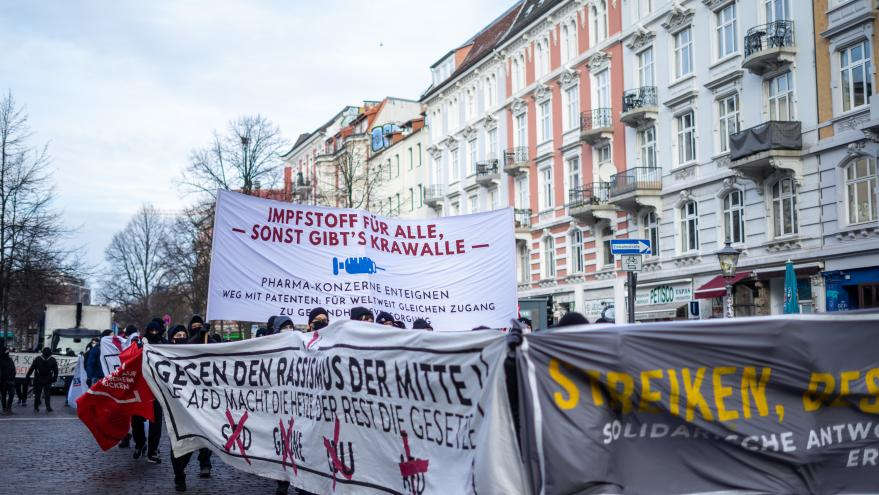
xmin=206 ymin=190 xmax=517 ymax=330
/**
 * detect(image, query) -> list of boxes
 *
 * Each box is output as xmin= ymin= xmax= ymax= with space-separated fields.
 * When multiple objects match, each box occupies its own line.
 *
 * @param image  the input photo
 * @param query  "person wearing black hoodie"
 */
xmin=188 ymin=315 xmax=219 ymax=344
xmin=132 ymin=320 xmax=164 ymax=464
xmin=25 ymin=347 xmax=57 ymax=412
xmin=349 ymin=307 xmax=374 ymax=322
xmin=554 ymin=311 xmax=588 ymax=328
xmin=307 ymin=307 xmax=328 ymax=332
xmin=375 ymin=311 xmax=394 ymax=326
xmin=0 ymin=342 xmax=16 ymax=415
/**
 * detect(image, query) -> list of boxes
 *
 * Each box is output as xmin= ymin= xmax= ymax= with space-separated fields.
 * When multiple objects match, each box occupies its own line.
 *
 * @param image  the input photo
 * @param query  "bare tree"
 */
xmin=101 ymin=204 xmax=167 ymax=324
xmin=0 ymin=90 xmax=85 ymax=340
xmin=182 ymin=115 xmax=289 ymax=198
xmin=315 ymin=146 xmax=387 ymax=212
xmin=159 ymin=201 xmax=213 ymax=317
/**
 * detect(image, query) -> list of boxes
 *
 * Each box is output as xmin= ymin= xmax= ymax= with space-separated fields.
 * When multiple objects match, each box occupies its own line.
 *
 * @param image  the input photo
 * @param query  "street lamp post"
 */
xmin=241 ymin=136 xmax=250 ymax=193
xmin=716 ymin=241 xmax=742 ymax=319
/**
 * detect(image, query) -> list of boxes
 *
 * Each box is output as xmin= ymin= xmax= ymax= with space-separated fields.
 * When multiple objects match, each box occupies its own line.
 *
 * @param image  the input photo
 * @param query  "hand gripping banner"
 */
xmin=516 ymin=312 xmax=879 ymax=495
xmin=206 ymin=190 xmax=517 ymax=330
xmin=142 ymin=320 xmax=526 ymax=494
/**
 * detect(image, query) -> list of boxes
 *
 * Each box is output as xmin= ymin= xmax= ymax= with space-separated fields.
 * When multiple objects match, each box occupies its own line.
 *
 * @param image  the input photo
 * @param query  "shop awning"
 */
xmin=634 ymin=303 xmax=686 ymax=321
xmin=694 ymin=271 xmax=752 ymax=299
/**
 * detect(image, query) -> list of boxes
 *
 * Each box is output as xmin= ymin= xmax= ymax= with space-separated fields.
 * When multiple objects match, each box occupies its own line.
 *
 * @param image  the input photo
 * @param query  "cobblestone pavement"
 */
xmin=0 ymin=400 xmax=281 ymax=495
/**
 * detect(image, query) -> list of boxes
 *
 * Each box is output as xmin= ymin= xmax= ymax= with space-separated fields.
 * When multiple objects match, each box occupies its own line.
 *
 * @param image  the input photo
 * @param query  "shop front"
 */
xmin=632 ymin=280 xmax=693 ymax=322
xmin=694 ymin=271 xmax=757 ymax=318
xmin=824 ymin=267 xmax=879 ymax=312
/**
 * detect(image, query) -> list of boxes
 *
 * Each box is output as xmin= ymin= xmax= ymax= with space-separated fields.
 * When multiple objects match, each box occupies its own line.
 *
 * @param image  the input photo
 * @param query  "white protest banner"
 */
xmin=99 ymin=335 xmax=125 ymax=376
xmin=11 ymin=352 xmax=78 ymax=378
xmin=206 ymin=190 xmax=517 ymax=330
xmin=66 ymin=355 xmax=87 ymax=408
xmin=141 ymin=320 xmax=526 ymax=495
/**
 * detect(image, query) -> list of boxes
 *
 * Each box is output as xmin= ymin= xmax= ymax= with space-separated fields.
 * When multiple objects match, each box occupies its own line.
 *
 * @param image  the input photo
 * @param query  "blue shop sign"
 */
xmin=824 ymin=267 xmax=879 ymax=312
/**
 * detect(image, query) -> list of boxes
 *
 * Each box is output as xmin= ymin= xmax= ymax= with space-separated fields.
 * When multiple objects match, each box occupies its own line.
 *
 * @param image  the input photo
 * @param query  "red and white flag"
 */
xmin=76 ymin=343 xmax=155 ymax=450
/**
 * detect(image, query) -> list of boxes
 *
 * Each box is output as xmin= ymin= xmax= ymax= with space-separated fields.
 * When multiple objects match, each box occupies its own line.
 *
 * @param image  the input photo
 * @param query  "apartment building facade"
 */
xmin=422 ymin=0 xmax=633 ymax=323
xmin=365 ymin=117 xmax=433 ymax=219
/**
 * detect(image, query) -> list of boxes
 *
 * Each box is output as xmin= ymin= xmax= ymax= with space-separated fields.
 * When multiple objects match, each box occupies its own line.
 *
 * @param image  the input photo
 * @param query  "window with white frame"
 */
xmin=448 ymin=99 xmax=458 ymax=131
xmin=597 ymin=143 xmax=612 ymax=169
xmin=570 ymin=229 xmax=584 ymax=273
xmin=488 ymin=187 xmax=499 ymax=210
xmin=716 ymin=4 xmax=737 ymax=60
xmin=639 ymin=126 xmax=656 ymax=168
xmin=718 ymin=94 xmax=739 ymax=154
xmin=633 ymin=0 xmax=652 ymax=19
xmin=417 ymin=143 xmax=422 ymax=166
xmin=450 ymin=201 xmax=459 ymax=216
xmin=517 ymin=54 xmax=526 ymax=91
xmin=408 ymin=147 xmax=413 ymax=170
xmin=771 ymin=178 xmax=798 ymax=236
xmin=676 ymin=111 xmax=696 ymax=164
xmin=539 ymin=100 xmax=552 ymax=142
xmin=543 ymin=236 xmax=556 ymax=278
xmin=518 ymin=243 xmax=530 ymax=283
xmin=768 ymin=72 xmax=795 ymax=121
xmin=467 ymin=89 xmax=476 ymax=122
xmin=595 ymin=69 xmax=610 ymax=109
xmin=540 ymin=165 xmax=553 ymax=210
xmin=674 ymin=27 xmax=694 ymax=79
xmin=723 ymin=190 xmax=745 ymax=244
xmin=566 ymin=155 xmax=581 ymax=202
xmin=516 ymin=174 xmax=529 ymax=209
xmin=845 ymin=157 xmax=877 ymax=224
xmin=638 ymin=47 xmax=654 ymax=87
xmin=643 ymin=211 xmax=659 ymax=257
xmin=565 ymin=84 xmax=579 ymax=130
xmin=418 ymin=184 xmax=424 ymax=207
xmin=468 ymin=139 xmax=477 ymax=175
xmin=449 ymin=148 xmax=459 ymax=182
xmin=468 ymin=194 xmax=478 ymax=213
xmin=601 ymin=226 xmax=614 ymax=266
xmin=487 ymin=128 xmax=497 ymax=160
xmin=409 ymin=187 xmax=415 ymax=211
xmin=680 ymin=200 xmax=699 ymax=252
xmin=840 ymin=41 xmax=873 ymax=113
xmin=536 ymin=38 xmax=550 ymax=78
xmin=590 ymin=1 xmax=608 ymax=45
xmin=515 ymin=113 xmax=527 ymax=147
xmin=563 ymin=20 xmax=578 ymax=62
xmin=490 ymin=74 xmax=497 ymax=107
xmin=511 ymin=58 xmax=520 ymax=92
xmin=764 ymin=0 xmax=790 ymax=22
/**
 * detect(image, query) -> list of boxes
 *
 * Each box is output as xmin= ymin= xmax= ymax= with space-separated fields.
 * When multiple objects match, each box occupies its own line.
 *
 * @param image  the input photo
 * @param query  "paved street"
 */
xmin=0 ymin=401 xmax=279 ymax=495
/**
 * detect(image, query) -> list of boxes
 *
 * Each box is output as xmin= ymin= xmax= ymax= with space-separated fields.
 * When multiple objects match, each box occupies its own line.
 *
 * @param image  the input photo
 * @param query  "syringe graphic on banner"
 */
xmin=332 ymin=256 xmax=385 ymax=276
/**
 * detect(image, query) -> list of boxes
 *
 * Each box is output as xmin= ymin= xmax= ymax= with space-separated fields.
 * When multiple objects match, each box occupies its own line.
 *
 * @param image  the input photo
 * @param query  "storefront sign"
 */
xmin=634 ymin=284 xmax=693 ymax=306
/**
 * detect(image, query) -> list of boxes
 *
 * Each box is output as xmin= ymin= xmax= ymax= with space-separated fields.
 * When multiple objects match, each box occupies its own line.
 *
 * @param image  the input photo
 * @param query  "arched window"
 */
xmin=536 ymin=41 xmax=546 ymax=78
xmin=771 ymin=178 xmax=798 ymax=237
xmin=845 ymin=157 xmax=877 ymax=224
xmin=518 ymin=243 xmax=530 ymax=283
xmin=566 ymin=20 xmax=578 ymax=61
xmin=723 ymin=190 xmax=745 ymax=244
xmin=590 ymin=6 xmax=599 ymax=46
xmin=543 ymin=236 xmax=556 ymax=278
xmin=466 ymin=88 xmax=475 ymax=122
xmin=561 ymin=24 xmax=570 ymax=62
xmin=511 ymin=58 xmax=520 ymax=92
xmin=680 ymin=200 xmax=699 ymax=252
xmin=517 ymin=53 xmax=526 ymax=90
xmin=490 ymin=74 xmax=497 ymax=106
xmin=569 ymin=230 xmax=584 ymax=273
xmin=642 ymin=211 xmax=659 ymax=257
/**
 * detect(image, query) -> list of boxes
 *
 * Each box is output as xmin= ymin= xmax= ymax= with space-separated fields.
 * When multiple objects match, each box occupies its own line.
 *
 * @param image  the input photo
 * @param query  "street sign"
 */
xmin=610 ymin=239 xmax=652 ymax=255
xmin=621 ymin=254 xmax=642 ymax=272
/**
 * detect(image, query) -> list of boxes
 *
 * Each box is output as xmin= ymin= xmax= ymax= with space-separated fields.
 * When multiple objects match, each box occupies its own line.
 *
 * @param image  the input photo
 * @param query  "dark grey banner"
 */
xmin=516 ymin=314 xmax=879 ymax=495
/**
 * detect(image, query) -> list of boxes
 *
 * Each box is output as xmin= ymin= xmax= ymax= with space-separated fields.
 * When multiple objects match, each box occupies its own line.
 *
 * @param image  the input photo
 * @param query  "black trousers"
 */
xmin=32 ymin=382 xmax=51 ymax=410
xmin=15 ymin=378 xmax=29 ymax=403
xmin=132 ymin=401 xmax=163 ymax=456
xmin=171 ymin=448 xmax=212 ymax=481
xmin=1 ymin=381 xmax=14 ymax=409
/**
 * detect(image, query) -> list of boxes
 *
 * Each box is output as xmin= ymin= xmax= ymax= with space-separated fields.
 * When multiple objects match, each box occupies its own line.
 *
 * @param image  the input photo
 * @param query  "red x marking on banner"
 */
xmin=224 ymin=409 xmax=251 ymax=464
xmin=279 ymin=417 xmax=298 ymax=475
xmin=323 ymin=417 xmax=354 ymax=490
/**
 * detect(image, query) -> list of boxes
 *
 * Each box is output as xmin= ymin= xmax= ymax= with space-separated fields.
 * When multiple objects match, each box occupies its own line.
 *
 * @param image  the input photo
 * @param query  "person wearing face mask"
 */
xmin=132 ymin=320 xmax=164 ymax=464
xmin=25 ymin=347 xmax=57 ymax=412
xmin=307 ymin=307 xmax=329 ymax=332
xmin=375 ymin=311 xmax=394 ymax=326
xmin=188 ymin=315 xmax=218 ymax=344
xmin=273 ymin=316 xmax=296 ymax=333
xmin=349 ymin=306 xmax=374 ymax=323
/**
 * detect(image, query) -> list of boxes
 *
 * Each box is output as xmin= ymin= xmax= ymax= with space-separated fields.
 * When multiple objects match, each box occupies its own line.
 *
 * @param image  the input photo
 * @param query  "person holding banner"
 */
xmin=306 ymin=307 xmax=328 ymax=332
xmin=349 ymin=306 xmax=374 ymax=322
xmin=131 ymin=321 xmax=164 ymax=463
xmin=25 ymin=347 xmax=57 ymax=412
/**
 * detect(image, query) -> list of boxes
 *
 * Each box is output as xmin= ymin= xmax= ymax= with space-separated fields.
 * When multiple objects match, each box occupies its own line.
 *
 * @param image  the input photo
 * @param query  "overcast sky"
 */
xmin=1 ymin=0 xmax=512 ymax=291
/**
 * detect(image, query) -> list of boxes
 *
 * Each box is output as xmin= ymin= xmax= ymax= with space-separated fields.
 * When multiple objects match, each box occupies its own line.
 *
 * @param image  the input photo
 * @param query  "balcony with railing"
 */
xmin=476 ymin=158 xmax=500 ymax=186
xmin=567 ymin=182 xmax=617 ymax=224
xmin=514 ymin=208 xmax=532 ymax=243
xmin=580 ymin=108 xmax=613 ymax=144
xmin=424 ymin=184 xmax=446 ymax=208
xmin=503 ymin=146 xmax=530 ymax=176
xmin=728 ymin=120 xmax=803 ymax=183
xmin=742 ymin=20 xmax=796 ymax=75
xmin=607 ymin=167 xmax=662 ymax=212
xmin=620 ymin=86 xmax=658 ymax=128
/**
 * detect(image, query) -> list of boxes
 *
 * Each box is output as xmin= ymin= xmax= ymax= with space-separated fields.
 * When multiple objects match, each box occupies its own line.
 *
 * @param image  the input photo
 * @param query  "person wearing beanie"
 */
xmin=392 ymin=320 xmax=406 ymax=329
xmin=555 ymin=311 xmax=588 ymax=328
xmin=375 ymin=311 xmax=394 ymax=326
xmin=412 ymin=318 xmax=433 ymax=330
xmin=307 ymin=307 xmax=329 ymax=332
xmin=257 ymin=315 xmax=278 ymax=337
xmin=349 ymin=306 xmax=374 ymax=322
xmin=273 ymin=316 xmax=295 ymax=333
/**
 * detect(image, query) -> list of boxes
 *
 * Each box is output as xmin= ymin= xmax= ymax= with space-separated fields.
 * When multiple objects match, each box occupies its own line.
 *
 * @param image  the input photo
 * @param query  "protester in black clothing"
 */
xmin=25 ymin=347 xmax=57 ymax=412
xmin=375 ymin=311 xmax=394 ymax=326
xmin=273 ymin=316 xmax=295 ymax=333
xmin=307 ymin=307 xmax=328 ymax=332
xmin=188 ymin=315 xmax=218 ymax=344
xmin=554 ymin=311 xmax=588 ymax=328
xmin=132 ymin=321 xmax=163 ymax=464
xmin=349 ymin=307 xmax=374 ymax=322
xmin=1 ymin=343 xmax=16 ymax=415
xmin=392 ymin=320 xmax=406 ymax=329
xmin=256 ymin=315 xmax=278 ymax=337
xmin=169 ymin=326 xmax=214 ymax=492
xmin=412 ymin=318 xmax=433 ymax=330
